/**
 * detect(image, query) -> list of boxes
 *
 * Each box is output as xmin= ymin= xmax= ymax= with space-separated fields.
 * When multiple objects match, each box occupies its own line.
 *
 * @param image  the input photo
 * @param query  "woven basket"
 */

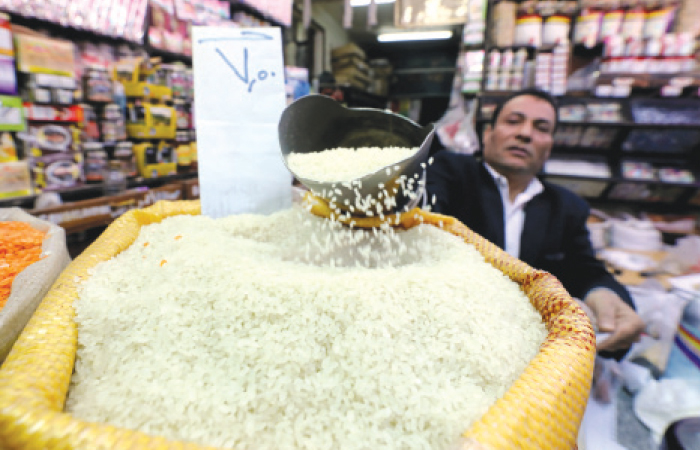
xmin=0 ymin=200 xmax=595 ymax=450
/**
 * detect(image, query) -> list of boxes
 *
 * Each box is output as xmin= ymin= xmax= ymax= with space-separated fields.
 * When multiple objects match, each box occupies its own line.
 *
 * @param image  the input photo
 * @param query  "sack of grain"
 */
xmin=0 ymin=200 xmax=595 ymax=450
xmin=0 ymin=208 xmax=70 ymax=362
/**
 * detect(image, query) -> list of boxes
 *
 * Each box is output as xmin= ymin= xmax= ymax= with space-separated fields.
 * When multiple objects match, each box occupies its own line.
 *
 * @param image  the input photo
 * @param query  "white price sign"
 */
xmin=192 ymin=27 xmax=291 ymax=219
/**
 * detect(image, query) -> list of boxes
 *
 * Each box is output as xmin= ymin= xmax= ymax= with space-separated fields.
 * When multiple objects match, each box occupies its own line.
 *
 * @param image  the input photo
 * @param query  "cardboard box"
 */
xmin=331 ymin=43 xmax=366 ymax=61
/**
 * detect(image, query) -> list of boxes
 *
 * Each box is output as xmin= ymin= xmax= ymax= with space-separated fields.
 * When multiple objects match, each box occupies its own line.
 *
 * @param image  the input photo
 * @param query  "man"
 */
xmin=426 ymin=88 xmax=644 ymax=354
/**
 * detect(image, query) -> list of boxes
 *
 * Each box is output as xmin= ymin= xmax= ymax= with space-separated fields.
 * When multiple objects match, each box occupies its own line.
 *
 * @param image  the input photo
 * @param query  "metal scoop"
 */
xmin=278 ymin=95 xmax=436 ymax=217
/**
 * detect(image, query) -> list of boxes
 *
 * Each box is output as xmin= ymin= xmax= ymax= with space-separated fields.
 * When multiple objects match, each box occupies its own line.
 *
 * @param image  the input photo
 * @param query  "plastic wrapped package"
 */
xmin=0 ymin=208 xmax=70 ymax=362
xmin=435 ymin=98 xmax=479 ymax=155
xmin=0 ymin=200 xmax=595 ymax=450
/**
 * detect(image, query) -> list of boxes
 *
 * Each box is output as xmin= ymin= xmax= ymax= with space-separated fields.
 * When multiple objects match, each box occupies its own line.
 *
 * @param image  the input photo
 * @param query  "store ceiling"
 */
xmin=314 ymin=0 xmax=461 ymax=54
xmin=313 ymin=1 xmax=397 ymax=45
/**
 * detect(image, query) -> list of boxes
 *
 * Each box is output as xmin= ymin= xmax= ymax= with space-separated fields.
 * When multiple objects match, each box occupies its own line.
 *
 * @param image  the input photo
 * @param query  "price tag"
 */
xmin=193 ymin=27 xmax=291 ymax=219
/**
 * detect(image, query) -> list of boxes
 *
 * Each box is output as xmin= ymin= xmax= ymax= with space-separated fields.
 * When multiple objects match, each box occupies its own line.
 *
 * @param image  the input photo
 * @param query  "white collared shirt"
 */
xmin=484 ymin=163 xmax=544 ymax=258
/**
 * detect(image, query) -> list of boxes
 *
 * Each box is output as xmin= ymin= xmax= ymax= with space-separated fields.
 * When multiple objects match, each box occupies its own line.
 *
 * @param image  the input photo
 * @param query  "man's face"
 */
xmin=483 ymin=95 xmax=556 ymax=177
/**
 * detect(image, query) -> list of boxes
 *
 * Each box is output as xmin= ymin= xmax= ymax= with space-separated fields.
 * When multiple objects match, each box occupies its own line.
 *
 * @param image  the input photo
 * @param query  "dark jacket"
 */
xmin=426 ymin=150 xmax=634 ymax=308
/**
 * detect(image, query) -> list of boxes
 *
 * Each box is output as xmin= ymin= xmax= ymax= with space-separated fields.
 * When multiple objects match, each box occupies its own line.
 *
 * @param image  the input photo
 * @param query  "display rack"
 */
xmin=0 ymin=0 xmax=291 ymax=232
xmin=463 ymin=0 xmax=700 ymax=212
xmin=476 ymin=93 xmax=700 ymax=210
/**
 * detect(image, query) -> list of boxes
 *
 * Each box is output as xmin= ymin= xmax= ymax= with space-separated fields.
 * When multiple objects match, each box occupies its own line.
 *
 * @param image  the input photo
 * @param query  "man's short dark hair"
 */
xmin=489 ymin=88 xmax=559 ymax=132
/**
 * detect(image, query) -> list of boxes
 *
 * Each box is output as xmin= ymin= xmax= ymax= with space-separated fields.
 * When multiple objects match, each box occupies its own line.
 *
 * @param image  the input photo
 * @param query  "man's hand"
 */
xmin=584 ymin=289 xmax=645 ymax=352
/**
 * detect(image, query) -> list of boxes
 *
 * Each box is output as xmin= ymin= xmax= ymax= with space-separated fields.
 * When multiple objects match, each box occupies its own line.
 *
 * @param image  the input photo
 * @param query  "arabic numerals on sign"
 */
xmin=199 ymin=31 xmax=276 ymax=93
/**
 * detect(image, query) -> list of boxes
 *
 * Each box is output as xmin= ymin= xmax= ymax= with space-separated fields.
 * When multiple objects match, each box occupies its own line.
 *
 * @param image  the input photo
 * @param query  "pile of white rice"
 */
xmin=67 ymin=206 xmax=546 ymax=449
xmin=287 ymin=146 xmax=418 ymax=182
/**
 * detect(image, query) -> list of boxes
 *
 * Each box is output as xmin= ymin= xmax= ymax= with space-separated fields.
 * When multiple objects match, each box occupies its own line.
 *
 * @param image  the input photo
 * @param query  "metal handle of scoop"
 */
xmin=278 ymin=95 xmax=436 ymax=217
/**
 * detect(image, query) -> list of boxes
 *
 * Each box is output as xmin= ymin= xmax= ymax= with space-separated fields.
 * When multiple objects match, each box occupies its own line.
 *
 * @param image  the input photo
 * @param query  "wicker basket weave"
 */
xmin=0 ymin=200 xmax=595 ymax=450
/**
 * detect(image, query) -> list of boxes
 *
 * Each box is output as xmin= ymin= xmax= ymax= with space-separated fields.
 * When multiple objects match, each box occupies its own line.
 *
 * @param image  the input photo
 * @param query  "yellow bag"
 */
xmin=0 ymin=200 xmax=595 ymax=450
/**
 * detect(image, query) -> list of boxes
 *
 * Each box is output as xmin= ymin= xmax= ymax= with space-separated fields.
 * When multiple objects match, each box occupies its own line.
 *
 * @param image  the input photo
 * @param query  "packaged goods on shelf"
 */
xmin=30 ymin=152 xmax=83 ymax=191
xmin=622 ymin=160 xmax=656 ymax=181
xmin=489 ymin=0 xmax=516 ymax=47
xmin=461 ymin=50 xmax=484 ymax=94
xmin=0 ymin=133 xmax=17 ymax=162
xmin=14 ymin=33 xmax=76 ymax=78
xmin=126 ymin=103 xmax=177 ymax=139
xmin=114 ymin=141 xmax=137 ymax=177
xmin=284 ymin=67 xmax=310 ymax=105
xmin=82 ymin=142 xmax=108 ymax=183
xmin=83 ymin=67 xmax=113 ymax=103
xmin=658 ymin=167 xmax=694 ymax=184
xmin=462 ymin=0 xmax=487 ymax=45
xmin=542 ymin=14 xmax=571 ymax=46
xmin=2 ymin=0 xmax=148 ymax=42
xmin=545 ymin=176 xmax=609 ymax=198
xmin=149 ymin=0 xmax=193 ymax=56
xmin=623 ymin=129 xmax=700 ymax=153
xmin=100 ymin=104 xmax=127 ymax=144
xmin=608 ymin=182 xmax=686 ymax=203
xmin=133 ymin=141 xmax=177 ymax=178
xmin=114 ymin=58 xmax=173 ymax=101
xmin=544 ymin=157 xmax=612 ymax=179
xmin=0 ymin=96 xmax=24 ymax=132
xmin=0 ymin=161 xmax=32 ymax=198
xmin=514 ymin=13 xmax=543 ymax=47
xmin=574 ymin=9 xmax=603 ymax=47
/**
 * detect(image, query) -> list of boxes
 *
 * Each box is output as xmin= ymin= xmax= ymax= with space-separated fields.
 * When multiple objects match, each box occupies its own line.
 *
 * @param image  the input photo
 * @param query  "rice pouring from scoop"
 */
xmin=287 ymin=146 xmax=437 ymax=220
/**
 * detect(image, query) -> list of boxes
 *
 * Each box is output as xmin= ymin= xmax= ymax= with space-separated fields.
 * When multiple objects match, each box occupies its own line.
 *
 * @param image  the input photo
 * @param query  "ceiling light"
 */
xmin=377 ymin=30 xmax=452 ymax=42
xmin=351 ymin=0 xmax=394 ymax=7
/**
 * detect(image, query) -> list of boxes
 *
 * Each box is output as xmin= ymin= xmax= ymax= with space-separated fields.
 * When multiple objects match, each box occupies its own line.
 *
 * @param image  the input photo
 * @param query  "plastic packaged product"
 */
xmin=19 ymin=124 xmax=74 ymax=153
xmin=485 ymin=71 xmax=498 ymax=91
xmin=510 ymin=70 xmax=524 ymax=91
xmin=643 ymin=6 xmax=676 ymax=39
xmin=542 ymin=15 xmax=570 ymax=46
xmin=173 ymin=99 xmax=190 ymax=130
xmin=490 ymin=1 xmax=516 ymax=47
xmin=513 ymin=48 xmax=527 ymax=68
xmin=497 ymin=72 xmax=510 ymax=91
xmin=501 ymin=49 xmax=514 ymax=70
xmin=622 ymin=161 xmax=655 ymax=180
xmin=114 ymin=141 xmax=136 ymax=177
xmin=488 ymin=49 xmax=501 ymax=71
xmin=0 ymin=160 xmax=31 ymax=198
xmin=83 ymin=67 xmax=112 ymax=103
xmin=81 ymin=104 xmax=100 ymax=141
xmin=176 ymin=131 xmax=191 ymax=167
xmin=0 ymin=132 xmax=16 ymax=163
xmin=514 ymin=13 xmax=542 ymax=47
xmin=52 ymin=88 xmax=74 ymax=105
xmin=31 ymin=152 xmax=83 ymax=191
xmin=621 ymin=7 xmax=645 ymax=40
xmin=102 ymin=104 xmax=126 ymax=142
xmin=645 ymin=37 xmax=663 ymax=74
xmin=574 ymin=9 xmax=603 ymax=47
xmin=82 ymin=142 xmax=107 ymax=182
xmin=658 ymin=167 xmax=694 ymax=184
xmin=604 ymin=35 xmax=625 ymax=59
xmin=600 ymin=9 xmax=623 ymax=42
xmin=125 ymin=0 xmax=149 ymax=43
xmin=102 ymin=160 xmax=127 ymax=196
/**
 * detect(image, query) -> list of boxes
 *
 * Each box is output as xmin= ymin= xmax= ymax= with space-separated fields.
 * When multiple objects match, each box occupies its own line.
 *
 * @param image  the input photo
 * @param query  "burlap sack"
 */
xmin=0 ymin=200 xmax=594 ymax=449
xmin=0 ymin=208 xmax=71 ymax=362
